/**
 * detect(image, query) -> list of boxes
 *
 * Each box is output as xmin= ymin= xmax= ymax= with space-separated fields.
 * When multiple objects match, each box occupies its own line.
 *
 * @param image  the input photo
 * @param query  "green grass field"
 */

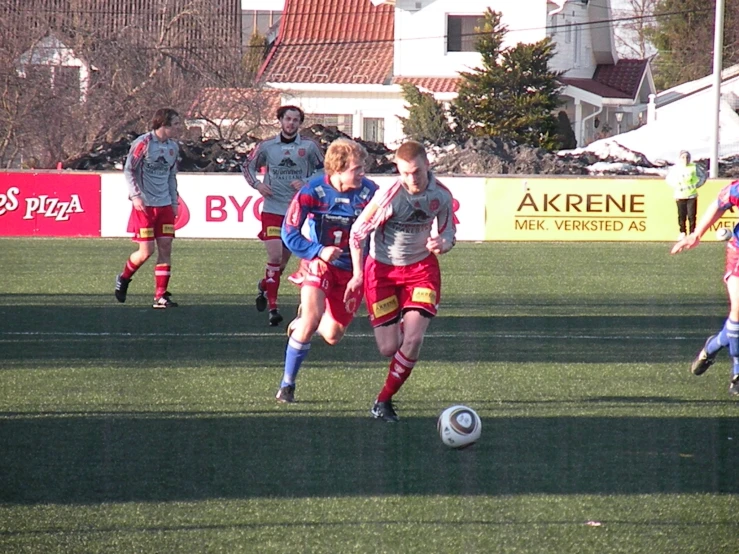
xmin=0 ymin=238 xmax=737 ymax=553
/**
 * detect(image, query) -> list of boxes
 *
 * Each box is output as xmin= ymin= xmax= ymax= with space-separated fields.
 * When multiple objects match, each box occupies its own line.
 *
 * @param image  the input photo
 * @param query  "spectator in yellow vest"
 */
xmin=666 ymin=150 xmax=707 ymax=239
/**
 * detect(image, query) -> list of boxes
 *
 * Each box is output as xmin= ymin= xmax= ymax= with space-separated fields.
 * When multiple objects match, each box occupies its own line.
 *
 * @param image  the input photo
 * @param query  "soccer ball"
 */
xmin=437 ymin=405 xmax=482 ymax=449
xmin=716 ymin=227 xmax=732 ymax=241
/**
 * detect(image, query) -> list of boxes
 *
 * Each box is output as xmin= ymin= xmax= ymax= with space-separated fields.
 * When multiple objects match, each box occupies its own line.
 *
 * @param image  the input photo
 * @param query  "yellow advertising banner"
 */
xmin=485 ymin=177 xmax=737 ymax=241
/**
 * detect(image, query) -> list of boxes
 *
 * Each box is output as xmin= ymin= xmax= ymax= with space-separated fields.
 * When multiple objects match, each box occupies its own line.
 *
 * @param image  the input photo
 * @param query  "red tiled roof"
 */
xmin=560 ymin=77 xmax=632 ymax=99
xmin=187 ymin=88 xmax=282 ymax=121
xmin=593 ymin=59 xmax=649 ymax=98
xmin=561 ymin=59 xmax=649 ymax=100
xmin=259 ymin=0 xmax=394 ymax=84
xmin=392 ymin=76 xmax=461 ymax=93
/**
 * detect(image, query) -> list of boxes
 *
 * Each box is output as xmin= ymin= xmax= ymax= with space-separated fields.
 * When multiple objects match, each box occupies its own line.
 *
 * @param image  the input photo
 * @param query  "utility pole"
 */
xmin=710 ymin=0 xmax=725 ymax=178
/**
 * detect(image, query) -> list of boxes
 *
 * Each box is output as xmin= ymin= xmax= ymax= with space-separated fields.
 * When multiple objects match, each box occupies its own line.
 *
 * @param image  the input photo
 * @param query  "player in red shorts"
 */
xmin=115 ymin=108 xmax=181 ymax=309
xmin=242 ymin=106 xmax=324 ymax=326
xmin=672 ymin=179 xmax=739 ymax=396
xmin=348 ymin=140 xmax=456 ymax=421
xmin=275 ymin=138 xmax=378 ymax=403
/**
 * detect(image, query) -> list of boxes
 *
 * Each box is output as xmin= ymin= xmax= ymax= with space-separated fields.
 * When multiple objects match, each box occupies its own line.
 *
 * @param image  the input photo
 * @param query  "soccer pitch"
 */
xmin=0 ymin=238 xmax=737 ymax=553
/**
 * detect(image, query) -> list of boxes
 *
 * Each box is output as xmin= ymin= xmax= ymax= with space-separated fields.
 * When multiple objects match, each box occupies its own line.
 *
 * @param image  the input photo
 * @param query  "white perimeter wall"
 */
xmin=100 ymin=173 xmax=487 ymax=240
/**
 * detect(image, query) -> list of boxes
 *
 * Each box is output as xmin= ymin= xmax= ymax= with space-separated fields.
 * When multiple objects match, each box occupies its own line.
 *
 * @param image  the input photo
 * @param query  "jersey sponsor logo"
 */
xmin=278 ymin=157 xmax=297 ymax=167
xmin=411 ymin=287 xmax=436 ymax=305
xmin=140 ymin=227 xmax=154 ymax=238
xmin=162 ymin=224 xmax=175 ymax=234
xmin=409 ymin=209 xmax=430 ymax=222
xmin=372 ymin=295 xmax=399 ymax=318
xmin=266 ymin=225 xmax=281 ymax=237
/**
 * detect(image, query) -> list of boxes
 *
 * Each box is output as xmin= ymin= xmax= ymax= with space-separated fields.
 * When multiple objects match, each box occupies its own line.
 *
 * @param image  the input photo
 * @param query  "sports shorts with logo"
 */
xmin=259 ymin=212 xmax=285 ymax=242
xmin=127 ymin=205 xmax=175 ymax=242
xmin=364 ymin=253 xmax=441 ymax=328
xmin=725 ymin=241 xmax=739 ymax=280
xmin=295 ymin=258 xmax=362 ymax=328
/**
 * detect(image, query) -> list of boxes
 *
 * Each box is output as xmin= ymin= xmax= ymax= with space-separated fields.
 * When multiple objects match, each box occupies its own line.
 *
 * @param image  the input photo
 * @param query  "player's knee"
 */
xmin=322 ymin=332 xmax=343 ymax=346
xmin=377 ymin=341 xmax=398 ymax=358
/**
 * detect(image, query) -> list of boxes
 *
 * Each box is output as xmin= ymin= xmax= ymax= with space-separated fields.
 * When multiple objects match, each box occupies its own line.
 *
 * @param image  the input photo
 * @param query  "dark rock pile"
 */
xmin=430 ymin=137 xmax=595 ymax=175
xmin=62 ymin=127 xmax=739 ymax=177
xmin=64 ymin=124 xmax=396 ymax=174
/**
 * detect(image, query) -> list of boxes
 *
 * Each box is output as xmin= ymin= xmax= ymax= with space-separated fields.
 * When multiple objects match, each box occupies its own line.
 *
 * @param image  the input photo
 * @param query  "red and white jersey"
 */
xmin=241 ymin=134 xmax=324 ymax=216
xmin=350 ymin=172 xmax=456 ymax=266
xmin=124 ymin=131 xmax=179 ymax=208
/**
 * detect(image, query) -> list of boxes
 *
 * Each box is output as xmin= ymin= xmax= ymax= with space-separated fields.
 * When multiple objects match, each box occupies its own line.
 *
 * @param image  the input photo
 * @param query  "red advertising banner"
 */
xmin=0 ymin=172 xmax=101 ymax=236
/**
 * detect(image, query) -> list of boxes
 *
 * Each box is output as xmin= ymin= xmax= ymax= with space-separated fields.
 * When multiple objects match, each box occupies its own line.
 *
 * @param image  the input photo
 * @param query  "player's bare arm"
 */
xmin=426 ymin=236 xmax=452 ymax=255
xmin=132 ymin=196 xmax=146 ymax=212
xmin=671 ymin=202 xmax=724 ymax=254
xmin=318 ymin=245 xmax=342 ymax=263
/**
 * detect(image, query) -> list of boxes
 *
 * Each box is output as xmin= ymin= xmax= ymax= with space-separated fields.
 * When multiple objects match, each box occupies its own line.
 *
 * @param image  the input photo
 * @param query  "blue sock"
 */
xmin=282 ymin=337 xmax=311 ymax=387
xmin=725 ymin=319 xmax=739 ymax=357
xmin=706 ymin=320 xmax=733 ymax=354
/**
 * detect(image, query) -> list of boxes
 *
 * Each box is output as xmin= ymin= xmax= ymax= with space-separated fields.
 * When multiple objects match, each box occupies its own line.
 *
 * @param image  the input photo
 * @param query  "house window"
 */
xmin=447 ymin=15 xmax=485 ymax=52
xmin=362 ymin=118 xmax=385 ymax=143
xmin=243 ymin=10 xmax=281 ymax=38
xmin=304 ymin=114 xmax=354 ymax=136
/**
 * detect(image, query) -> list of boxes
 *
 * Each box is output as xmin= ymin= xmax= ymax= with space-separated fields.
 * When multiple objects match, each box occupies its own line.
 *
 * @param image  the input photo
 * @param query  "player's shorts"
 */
xmin=724 ymin=241 xmax=739 ymax=280
xmin=259 ymin=212 xmax=284 ymax=242
xmin=127 ymin=205 xmax=175 ymax=242
xmin=364 ymin=254 xmax=441 ymax=328
xmin=293 ymin=258 xmax=361 ymax=328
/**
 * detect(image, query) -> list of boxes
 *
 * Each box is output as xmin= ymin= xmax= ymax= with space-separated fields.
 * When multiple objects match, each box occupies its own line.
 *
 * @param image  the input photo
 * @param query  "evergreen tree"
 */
xmin=452 ymin=9 xmax=563 ymax=150
xmin=398 ymin=82 xmax=452 ymax=145
xmin=646 ymin=0 xmax=739 ymax=90
xmin=244 ymin=32 xmax=268 ymax=80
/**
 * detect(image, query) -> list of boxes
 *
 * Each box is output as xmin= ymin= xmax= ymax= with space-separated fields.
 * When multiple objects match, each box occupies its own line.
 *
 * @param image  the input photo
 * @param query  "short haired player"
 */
xmin=115 ymin=107 xmax=181 ymax=308
xmin=275 ymin=138 xmax=378 ymax=403
xmin=242 ymin=105 xmax=324 ymax=326
xmin=348 ymin=140 xmax=456 ymax=421
xmin=672 ymin=179 xmax=739 ymax=396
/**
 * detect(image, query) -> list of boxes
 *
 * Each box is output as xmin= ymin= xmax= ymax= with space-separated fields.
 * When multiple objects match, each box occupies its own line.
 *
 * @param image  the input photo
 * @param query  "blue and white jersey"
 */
xmin=282 ymin=174 xmax=378 ymax=272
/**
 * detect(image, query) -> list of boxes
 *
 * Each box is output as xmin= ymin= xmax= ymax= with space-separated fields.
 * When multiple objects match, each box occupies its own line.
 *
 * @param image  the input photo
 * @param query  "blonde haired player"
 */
xmin=275 ymin=138 xmax=378 ymax=403
xmin=348 ymin=140 xmax=456 ymax=421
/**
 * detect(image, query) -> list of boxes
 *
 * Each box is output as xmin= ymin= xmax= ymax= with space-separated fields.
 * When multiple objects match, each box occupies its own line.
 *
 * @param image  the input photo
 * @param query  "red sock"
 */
xmin=121 ymin=258 xmax=142 ymax=279
xmin=155 ymin=264 xmax=171 ymax=298
xmin=377 ymin=350 xmax=416 ymax=402
xmin=264 ymin=264 xmax=281 ymax=309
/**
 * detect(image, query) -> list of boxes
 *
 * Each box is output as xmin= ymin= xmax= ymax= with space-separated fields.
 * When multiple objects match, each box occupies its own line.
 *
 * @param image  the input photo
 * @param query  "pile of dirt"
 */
xmin=64 ymin=124 xmax=395 ymax=173
xmin=429 ymin=137 xmax=596 ymax=175
xmin=63 ymin=129 xmax=739 ymax=177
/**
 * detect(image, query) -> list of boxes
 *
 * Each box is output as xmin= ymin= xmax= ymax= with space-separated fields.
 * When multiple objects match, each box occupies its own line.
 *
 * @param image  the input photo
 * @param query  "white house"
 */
xmin=582 ymin=63 xmax=739 ymax=164
xmin=17 ymin=35 xmax=92 ymax=103
xmin=253 ymin=0 xmax=654 ymax=147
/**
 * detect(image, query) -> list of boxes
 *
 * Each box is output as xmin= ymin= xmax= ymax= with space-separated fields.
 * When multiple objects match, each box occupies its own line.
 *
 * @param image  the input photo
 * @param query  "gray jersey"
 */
xmin=242 ymin=134 xmax=324 ymax=216
xmin=350 ymin=173 xmax=456 ymax=266
xmin=124 ymin=131 xmax=179 ymax=207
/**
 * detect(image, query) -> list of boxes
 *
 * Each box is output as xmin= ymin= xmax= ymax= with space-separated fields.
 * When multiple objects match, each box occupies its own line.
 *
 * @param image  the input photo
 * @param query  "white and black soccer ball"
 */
xmin=716 ymin=227 xmax=733 ymax=241
xmin=437 ymin=405 xmax=482 ymax=449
